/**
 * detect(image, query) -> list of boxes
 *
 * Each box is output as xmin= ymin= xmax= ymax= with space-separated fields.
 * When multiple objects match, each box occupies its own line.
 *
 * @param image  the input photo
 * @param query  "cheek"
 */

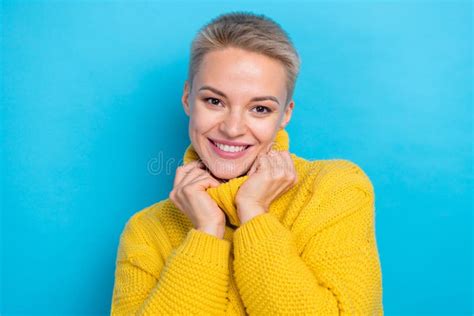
xmin=189 ymin=112 xmax=214 ymax=133
xmin=248 ymin=120 xmax=280 ymax=144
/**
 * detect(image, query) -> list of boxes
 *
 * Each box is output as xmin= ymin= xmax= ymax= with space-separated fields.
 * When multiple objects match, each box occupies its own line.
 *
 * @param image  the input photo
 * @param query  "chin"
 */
xmin=208 ymin=166 xmax=248 ymax=182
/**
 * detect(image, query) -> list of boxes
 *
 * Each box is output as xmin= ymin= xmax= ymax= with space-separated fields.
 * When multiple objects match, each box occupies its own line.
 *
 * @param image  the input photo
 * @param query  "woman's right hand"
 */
xmin=169 ymin=160 xmax=226 ymax=238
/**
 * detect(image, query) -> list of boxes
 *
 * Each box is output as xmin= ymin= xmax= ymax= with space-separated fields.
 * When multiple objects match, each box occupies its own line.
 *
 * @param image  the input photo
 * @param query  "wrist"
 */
xmin=236 ymin=201 xmax=266 ymax=214
xmin=196 ymin=223 xmax=225 ymax=239
xmin=236 ymin=203 xmax=266 ymax=225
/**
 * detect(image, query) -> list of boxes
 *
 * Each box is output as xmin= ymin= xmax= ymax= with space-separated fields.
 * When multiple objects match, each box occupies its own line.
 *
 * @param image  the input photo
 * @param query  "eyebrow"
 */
xmin=198 ymin=85 xmax=280 ymax=105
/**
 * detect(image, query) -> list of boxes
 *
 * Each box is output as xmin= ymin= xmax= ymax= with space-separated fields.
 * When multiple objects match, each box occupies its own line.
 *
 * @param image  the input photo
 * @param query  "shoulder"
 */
xmin=308 ymin=158 xmax=375 ymax=198
xmin=114 ymin=201 xmax=174 ymax=278
xmin=122 ymin=200 xmax=164 ymax=231
xmin=287 ymin=157 xmax=377 ymax=249
xmin=117 ymin=201 xmax=165 ymax=249
xmin=290 ymin=154 xmax=374 ymax=197
xmin=119 ymin=199 xmax=192 ymax=251
xmin=115 ymin=199 xmax=181 ymax=267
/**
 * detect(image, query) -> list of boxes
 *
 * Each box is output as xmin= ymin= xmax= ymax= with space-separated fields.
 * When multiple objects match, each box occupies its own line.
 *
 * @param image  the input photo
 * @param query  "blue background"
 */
xmin=1 ymin=0 xmax=472 ymax=315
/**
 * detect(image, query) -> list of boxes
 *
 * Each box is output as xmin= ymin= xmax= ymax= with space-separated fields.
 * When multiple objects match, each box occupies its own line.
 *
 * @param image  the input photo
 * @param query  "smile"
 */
xmin=208 ymin=138 xmax=252 ymax=159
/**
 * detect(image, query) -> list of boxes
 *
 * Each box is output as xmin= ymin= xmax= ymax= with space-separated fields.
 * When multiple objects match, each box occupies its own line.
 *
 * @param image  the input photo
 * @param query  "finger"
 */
xmin=253 ymin=150 xmax=269 ymax=172
xmin=247 ymin=157 xmax=259 ymax=176
xmin=176 ymin=161 xmax=206 ymax=187
xmin=281 ymin=151 xmax=297 ymax=183
xmin=173 ymin=160 xmax=203 ymax=187
xmin=174 ymin=162 xmax=199 ymax=187
xmin=266 ymin=150 xmax=283 ymax=179
xmin=185 ymin=166 xmax=211 ymax=185
xmin=270 ymin=150 xmax=287 ymax=172
xmin=247 ymin=151 xmax=265 ymax=176
xmin=183 ymin=161 xmax=223 ymax=187
xmin=257 ymin=154 xmax=272 ymax=173
xmin=282 ymin=151 xmax=296 ymax=172
xmin=278 ymin=151 xmax=293 ymax=173
xmin=189 ymin=173 xmax=221 ymax=189
xmin=266 ymin=141 xmax=275 ymax=154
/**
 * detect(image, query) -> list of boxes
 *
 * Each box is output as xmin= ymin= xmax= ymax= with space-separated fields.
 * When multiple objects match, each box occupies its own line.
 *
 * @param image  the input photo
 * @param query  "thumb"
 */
xmin=247 ymin=153 xmax=263 ymax=176
xmin=247 ymin=161 xmax=257 ymax=176
xmin=266 ymin=142 xmax=274 ymax=153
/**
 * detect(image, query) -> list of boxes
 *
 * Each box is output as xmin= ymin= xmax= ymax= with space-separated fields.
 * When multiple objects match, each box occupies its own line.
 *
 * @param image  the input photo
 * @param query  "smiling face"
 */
xmin=181 ymin=47 xmax=294 ymax=181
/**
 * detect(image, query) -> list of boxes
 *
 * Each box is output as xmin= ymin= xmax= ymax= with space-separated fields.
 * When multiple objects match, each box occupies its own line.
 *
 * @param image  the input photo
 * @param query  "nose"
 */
xmin=218 ymin=110 xmax=247 ymax=137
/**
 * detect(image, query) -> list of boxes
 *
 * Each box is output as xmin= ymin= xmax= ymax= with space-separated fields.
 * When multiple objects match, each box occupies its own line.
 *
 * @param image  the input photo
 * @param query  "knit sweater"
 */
xmin=110 ymin=128 xmax=384 ymax=315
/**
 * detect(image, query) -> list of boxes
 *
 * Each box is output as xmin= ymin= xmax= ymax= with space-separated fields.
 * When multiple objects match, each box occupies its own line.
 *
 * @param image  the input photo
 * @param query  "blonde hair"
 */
xmin=187 ymin=11 xmax=301 ymax=107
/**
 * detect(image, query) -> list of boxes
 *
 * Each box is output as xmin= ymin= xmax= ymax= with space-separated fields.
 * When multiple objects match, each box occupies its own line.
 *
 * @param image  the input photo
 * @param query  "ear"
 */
xmin=280 ymin=100 xmax=294 ymax=129
xmin=181 ymin=81 xmax=191 ymax=116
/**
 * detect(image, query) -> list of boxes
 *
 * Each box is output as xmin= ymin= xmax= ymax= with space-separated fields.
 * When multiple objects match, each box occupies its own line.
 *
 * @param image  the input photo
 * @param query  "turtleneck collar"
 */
xmin=181 ymin=128 xmax=290 ymax=227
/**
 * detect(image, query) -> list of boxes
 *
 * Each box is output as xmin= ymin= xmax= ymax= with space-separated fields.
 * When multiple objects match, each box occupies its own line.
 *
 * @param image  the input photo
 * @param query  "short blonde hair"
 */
xmin=188 ymin=11 xmax=301 ymax=107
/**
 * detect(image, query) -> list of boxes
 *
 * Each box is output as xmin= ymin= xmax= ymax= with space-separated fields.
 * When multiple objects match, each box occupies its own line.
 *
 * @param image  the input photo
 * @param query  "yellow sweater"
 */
xmin=110 ymin=128 xmax=384 ymax=315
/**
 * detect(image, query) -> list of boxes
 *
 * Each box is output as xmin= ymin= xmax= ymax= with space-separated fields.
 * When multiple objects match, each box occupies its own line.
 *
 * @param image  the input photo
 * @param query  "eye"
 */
xmin=252 ymin=105 xmax=272 ymax=114
xmin=204 ymin=97 xmax=222 ymax=106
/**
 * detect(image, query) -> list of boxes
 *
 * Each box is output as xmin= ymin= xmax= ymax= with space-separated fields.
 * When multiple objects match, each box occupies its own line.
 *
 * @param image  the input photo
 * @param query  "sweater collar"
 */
xmin=182 ymin=128 xmax=290 ymax=227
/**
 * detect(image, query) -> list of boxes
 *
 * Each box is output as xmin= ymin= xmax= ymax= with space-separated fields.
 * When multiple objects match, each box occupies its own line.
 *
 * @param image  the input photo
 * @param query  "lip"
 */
xmin=208 ymin=138 xmax=252 ymax=159
xmin=208 ymin=137 xmax=252 ymax=147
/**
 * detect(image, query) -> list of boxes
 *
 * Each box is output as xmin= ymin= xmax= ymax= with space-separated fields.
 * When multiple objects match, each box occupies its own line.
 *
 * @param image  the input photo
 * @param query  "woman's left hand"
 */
xmin=235 ymin=150 xmax=298 ymax=224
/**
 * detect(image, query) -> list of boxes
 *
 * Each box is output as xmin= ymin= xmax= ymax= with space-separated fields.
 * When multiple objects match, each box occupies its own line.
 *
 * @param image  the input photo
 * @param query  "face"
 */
xmin=181 ymin=47 xmax=294 ymax=181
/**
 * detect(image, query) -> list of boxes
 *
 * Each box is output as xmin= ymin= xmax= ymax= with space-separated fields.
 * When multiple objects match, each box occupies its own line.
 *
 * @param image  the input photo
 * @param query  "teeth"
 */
xmin=214 ymin=141 xmax=247 ymax=153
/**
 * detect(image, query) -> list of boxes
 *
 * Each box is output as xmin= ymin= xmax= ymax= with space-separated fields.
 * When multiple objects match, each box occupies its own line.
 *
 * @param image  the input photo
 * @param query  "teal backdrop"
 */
xmin=1 ymin=0 xmax=472 ymax=315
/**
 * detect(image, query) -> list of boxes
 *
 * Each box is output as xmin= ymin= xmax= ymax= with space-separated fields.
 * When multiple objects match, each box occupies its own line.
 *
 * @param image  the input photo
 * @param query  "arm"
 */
xmin=232 ymin=165 xmax=384 ymax=315
xmin=110 ymin=214 xmax=231 ymax=315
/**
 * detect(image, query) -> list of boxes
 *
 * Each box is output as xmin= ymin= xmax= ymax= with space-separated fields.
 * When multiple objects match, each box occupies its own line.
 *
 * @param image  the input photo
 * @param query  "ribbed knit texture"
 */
xmin=110 ymin=128 xmax=384 ymax=315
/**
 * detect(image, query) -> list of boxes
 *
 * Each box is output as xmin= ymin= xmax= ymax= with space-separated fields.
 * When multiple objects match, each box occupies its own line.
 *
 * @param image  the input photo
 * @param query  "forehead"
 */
xmin=194 ymin=47 xmax=287 ymax=101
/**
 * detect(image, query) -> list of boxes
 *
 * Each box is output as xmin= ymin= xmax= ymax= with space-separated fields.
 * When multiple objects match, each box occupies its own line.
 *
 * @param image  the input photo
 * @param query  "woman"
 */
xmin=110 ymin=12 xmax=383 ymax=315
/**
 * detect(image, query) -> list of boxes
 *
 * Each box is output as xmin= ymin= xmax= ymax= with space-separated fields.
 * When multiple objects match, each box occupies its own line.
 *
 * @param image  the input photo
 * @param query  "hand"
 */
xmin=169 ymin=160 xmax=226 ymax=238
xmin=235 ymin=149 xmax=298 ymax=224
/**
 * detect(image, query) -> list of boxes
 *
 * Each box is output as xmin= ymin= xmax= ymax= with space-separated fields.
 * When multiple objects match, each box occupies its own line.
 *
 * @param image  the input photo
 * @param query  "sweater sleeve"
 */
xmin=232 ymin=165 xmax=384 ymax=315
xmin=110 ymin=213 xmax=231 ymax=315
